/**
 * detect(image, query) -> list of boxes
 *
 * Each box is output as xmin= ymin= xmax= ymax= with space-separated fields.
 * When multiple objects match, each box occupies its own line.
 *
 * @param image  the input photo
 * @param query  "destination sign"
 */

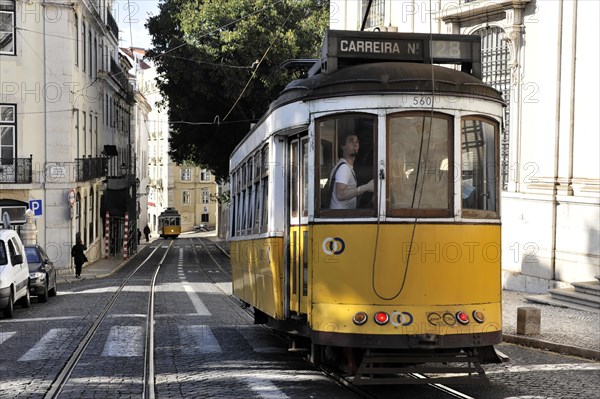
xmin=338 ymin=38 xmax=423 ymax=59
xmin=318 ymin=30 xmax=482 ymax=79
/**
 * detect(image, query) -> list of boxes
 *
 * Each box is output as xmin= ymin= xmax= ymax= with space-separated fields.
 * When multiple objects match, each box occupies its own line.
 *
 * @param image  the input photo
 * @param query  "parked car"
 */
xmin=194 ymin=223 xmax=208 ymax=232
xmin=0 ymin=228 xmax=31 ymax=318
xmin=25 ymin=244 xmax=57 ymax=303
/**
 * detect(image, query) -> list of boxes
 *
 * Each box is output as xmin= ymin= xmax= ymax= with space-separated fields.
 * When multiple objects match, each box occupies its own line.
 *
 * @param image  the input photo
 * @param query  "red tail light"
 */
xmin=374 ymin=312 xmax=389 ymax=325
xmin=456 ymin=311 xmax=469 ymax=325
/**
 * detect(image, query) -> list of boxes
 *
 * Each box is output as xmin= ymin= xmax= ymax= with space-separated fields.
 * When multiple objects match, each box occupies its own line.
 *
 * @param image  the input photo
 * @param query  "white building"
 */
xmin=331 ymin=0 xmax=599 ymax=292
xmin=135 ymin=54 xmax=172 ymax=234
xmin=121 ymin=47 xmax=151 ymax=234
xmin=0 ymin=0 xmax=136 ymax=269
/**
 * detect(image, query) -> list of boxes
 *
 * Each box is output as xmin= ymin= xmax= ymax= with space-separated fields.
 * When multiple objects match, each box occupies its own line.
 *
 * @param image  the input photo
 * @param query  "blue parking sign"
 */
xmin=29 ymin=200 xmax=42 ymax=216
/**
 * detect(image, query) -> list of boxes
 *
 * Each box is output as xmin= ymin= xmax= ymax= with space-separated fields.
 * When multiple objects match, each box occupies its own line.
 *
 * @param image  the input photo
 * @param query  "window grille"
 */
xmin=476 ymin=26 xmax=511 ymax=190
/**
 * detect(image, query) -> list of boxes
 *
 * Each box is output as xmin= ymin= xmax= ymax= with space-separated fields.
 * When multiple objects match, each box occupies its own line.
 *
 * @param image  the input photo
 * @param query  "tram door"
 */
xmin=288 ymin=135 xmax=309 ymax=316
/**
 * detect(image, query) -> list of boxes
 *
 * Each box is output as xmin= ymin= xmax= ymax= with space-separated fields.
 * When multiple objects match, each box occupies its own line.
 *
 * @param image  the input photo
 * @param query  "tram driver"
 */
xmin=329 ymin=132 xmax=374 ymax=209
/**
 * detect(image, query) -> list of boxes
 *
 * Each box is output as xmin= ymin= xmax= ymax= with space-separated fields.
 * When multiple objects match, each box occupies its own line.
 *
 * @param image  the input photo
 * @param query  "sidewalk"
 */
xmin=502 ymin=290 xmax=600 ymax=360
xmin=58 ymin=237 xmax=158 ymax=283
xmin=58 ymin=237 xmax=600 ymax=361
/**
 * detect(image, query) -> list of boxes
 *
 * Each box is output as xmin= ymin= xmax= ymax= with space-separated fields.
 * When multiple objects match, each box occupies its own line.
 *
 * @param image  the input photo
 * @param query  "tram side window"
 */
xmin=461 ymin=118 xmax=498 ymax=218
xmin=316 ymin=114 xmax=377 ymax=216
xmin=253 ymin=152 xmax=261 ymax=233
xmin=260 ymin=145 xmax=269 ymax=233
xmin=387 ymin=113 xmax=452 ymax=217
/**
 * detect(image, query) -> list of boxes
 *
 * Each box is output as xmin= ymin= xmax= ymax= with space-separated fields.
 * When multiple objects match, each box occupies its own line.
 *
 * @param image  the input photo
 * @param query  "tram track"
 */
xmin=44 ymin=241 xmax=173 ymax=399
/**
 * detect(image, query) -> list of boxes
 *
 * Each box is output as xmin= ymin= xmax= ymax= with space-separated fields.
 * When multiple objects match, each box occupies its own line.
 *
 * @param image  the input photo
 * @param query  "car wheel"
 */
xmin=39 ymin=279 xmax=49 ymax=303
xmin=3 ymin=290 xmax=14 ymax=318
xmin=20 ymin=288 xmax=31 ymax=308
xmin=48 ymin=274 xmax=57 ymax=297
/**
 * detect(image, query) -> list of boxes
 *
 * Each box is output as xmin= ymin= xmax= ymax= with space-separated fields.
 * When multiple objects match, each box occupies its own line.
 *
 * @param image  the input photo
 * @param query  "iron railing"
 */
xmin=76 ymin=157 xmax=107 ymax=181
xmin=106 ymin=8 xmax=119 ymax=40
xmin=0 ymin=156 xmax=33 ymax=184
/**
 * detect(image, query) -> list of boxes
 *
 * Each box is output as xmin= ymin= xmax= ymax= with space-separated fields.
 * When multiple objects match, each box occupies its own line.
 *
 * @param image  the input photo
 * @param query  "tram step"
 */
xmin=352 ymin=350 xmax=488 ymax=385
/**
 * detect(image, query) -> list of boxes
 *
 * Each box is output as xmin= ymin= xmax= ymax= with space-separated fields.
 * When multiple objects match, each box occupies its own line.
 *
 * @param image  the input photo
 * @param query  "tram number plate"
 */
xmin=412 ymin=96 xmax=433 ymax=106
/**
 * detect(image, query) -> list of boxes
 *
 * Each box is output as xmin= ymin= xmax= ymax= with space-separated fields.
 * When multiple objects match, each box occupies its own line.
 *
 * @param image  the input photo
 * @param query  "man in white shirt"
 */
xmin=330 ymin=133 xmax=374 ymax=209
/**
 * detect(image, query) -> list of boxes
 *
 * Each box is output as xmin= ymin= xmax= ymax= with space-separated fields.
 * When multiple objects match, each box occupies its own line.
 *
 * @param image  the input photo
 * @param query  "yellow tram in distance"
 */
xmin=229 ymin=30 xmax=505 ymax=383
xmin=157 ymin=207 xmax=181 ymax=239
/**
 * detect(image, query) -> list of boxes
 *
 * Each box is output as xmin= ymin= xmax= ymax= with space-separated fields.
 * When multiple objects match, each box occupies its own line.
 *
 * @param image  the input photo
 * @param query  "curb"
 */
xmin=503 ymin=333 xmax=600 ymax=360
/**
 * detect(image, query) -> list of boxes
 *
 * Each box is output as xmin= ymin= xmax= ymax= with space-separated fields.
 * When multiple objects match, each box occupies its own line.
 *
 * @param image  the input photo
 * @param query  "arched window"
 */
xmin=475 ymin=26 xmax=511 ymax=190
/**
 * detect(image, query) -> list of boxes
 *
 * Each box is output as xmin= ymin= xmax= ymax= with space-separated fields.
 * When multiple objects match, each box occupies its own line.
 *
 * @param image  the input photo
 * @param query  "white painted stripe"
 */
xmin=487 ymin=363 xmax=600 ymax=373
xmin=107 ymin=314 xmax=146 ymax=319
xmin=0 ymin=316 xmax=82 ymax=323
xmin=101 ymin=326 xmax=144 ymax=357
xmin=155 ymin=282 xmax=219 ymax=293
xmin=244 ymin=376 xmax=289 ymax=399
xmin=215 ymin=282 xmax=232 ymax=295
xmin=179 ymin=325 xmax=222 ymax=353
xmin=182 ymin=282 xmax=212 ymax=315
xmin=0 ymin=331 xmax=16 ymax=345
xmin=19 ymin=329 xmax=71 ymax=361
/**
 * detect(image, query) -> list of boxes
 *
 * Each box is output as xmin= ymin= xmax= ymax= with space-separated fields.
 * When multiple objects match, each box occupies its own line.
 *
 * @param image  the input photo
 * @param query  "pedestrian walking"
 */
xmin=71 ymin=238 xmax=87 ymax=278
xmin=137 ymin=228 xmax=142 ymax=245
xmin=143 ymin=225 xmax=150 ymax=242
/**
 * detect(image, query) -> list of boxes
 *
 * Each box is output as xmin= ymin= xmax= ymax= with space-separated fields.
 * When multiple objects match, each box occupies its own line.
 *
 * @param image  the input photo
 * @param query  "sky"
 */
xmin=114 ymin=0 xmax=160 ymax=49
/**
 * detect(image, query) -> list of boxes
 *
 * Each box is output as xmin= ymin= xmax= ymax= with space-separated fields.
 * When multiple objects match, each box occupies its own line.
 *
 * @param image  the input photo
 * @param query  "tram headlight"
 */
xmin=456 ymin=311 xmax=470 ymax=325
xmin=353 ymin=311 xmax=368 ymax=325
xmin=472 ymin=310 xmax=485 ymax=323
xmin=374 ymin=312 xmax=389 ymax=325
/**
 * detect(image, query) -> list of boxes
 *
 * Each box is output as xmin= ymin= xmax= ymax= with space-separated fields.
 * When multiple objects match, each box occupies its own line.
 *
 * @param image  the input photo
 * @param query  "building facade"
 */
xmin=174 ymin=165 xmax=218 ymax=232
xmin=331 ymin=0 xmax=599 ymax=292
xmin=1 ymin=0 xmax=136 ymax=270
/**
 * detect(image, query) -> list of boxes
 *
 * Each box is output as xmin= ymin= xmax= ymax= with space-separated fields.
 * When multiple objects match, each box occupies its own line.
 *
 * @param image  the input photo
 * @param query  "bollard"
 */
xmin=517 ymin=307 xmax=541 ymax=335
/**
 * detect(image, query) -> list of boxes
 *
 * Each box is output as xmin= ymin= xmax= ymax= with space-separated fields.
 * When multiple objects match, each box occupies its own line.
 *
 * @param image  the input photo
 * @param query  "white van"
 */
xmin=0 ymin=228 xmax=31 ymax=318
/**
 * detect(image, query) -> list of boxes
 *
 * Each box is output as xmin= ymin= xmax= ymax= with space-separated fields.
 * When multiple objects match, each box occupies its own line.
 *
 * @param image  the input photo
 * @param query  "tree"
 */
xmin=146 ymin=0 xmax=329 ymax=179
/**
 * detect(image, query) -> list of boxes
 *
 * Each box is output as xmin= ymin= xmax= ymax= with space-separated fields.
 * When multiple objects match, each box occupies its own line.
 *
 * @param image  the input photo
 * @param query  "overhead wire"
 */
xmin=222 ymin=6 xmax=295 ymax=122
xmin=371 ymin=0 xmax=438 ymax=301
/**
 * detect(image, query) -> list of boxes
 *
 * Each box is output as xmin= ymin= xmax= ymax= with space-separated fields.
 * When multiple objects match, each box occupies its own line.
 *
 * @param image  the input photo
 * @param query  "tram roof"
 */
xmin=272 ymin=61 xmax=504 ymax=110
xmin=158 ymin=207 xmax=181 ymax=217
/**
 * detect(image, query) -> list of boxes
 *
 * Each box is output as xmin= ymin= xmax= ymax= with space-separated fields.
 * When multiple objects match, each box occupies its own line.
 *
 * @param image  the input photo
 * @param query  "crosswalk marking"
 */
xmin=5 ymin=324 xmax=284 ymax=358
xmin=0 ymin=331 xmax=16 ymax=345
xmin=237 ymin=326 xmax=287 ymax=354
xmin=101 ymin=326 xmax=144 ymax=357
xmin=244 ymin=376 xmax=289 ymax=399
xmin=19 ymin=328 xmax=71 ymax=361
xmin=5 ymin=322 xmax=287 ymax=364
xmin=179 ymin=325 xmax=222 ymax=353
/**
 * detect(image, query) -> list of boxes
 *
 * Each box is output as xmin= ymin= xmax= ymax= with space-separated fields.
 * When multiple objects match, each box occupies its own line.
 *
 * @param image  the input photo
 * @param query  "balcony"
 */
xmin=110 ymin=58 xmax=132 ymax=92
xmin=76 ymin=157 xmax=107 ymax=182
xmin=106 ymin=8 xmax=119 ymax=40
xmin=0 ymin=156 xmax=33 ymax=184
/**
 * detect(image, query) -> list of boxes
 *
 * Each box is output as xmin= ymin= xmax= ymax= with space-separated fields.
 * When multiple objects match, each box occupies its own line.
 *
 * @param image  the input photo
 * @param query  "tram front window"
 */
xmin=387 ymin=113 xmax=452 ymax=217
xmin=461 ymin=118 xmax=498 ymax=218
xmin=317 ymin=114 xmax=376 ymax=215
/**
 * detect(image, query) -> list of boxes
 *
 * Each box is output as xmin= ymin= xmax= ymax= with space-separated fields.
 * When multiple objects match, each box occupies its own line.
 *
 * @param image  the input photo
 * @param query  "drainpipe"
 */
xmin=550 ymin=1 xmax=564 ymax=283
xmin=551 ymin=0 xmax=578 ymax=283
xmin=551 ymin=1 xmax=578 ymax=283
xmin=42 ymin=1 xmax=48 ymax=251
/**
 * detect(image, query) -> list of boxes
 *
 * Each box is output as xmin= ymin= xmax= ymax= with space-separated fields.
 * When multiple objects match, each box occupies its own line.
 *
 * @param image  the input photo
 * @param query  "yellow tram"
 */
xmin=157 ymin=207 xmax=181 ymax=239
xmin=229 ymin=30 xmax=505 ymax=382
